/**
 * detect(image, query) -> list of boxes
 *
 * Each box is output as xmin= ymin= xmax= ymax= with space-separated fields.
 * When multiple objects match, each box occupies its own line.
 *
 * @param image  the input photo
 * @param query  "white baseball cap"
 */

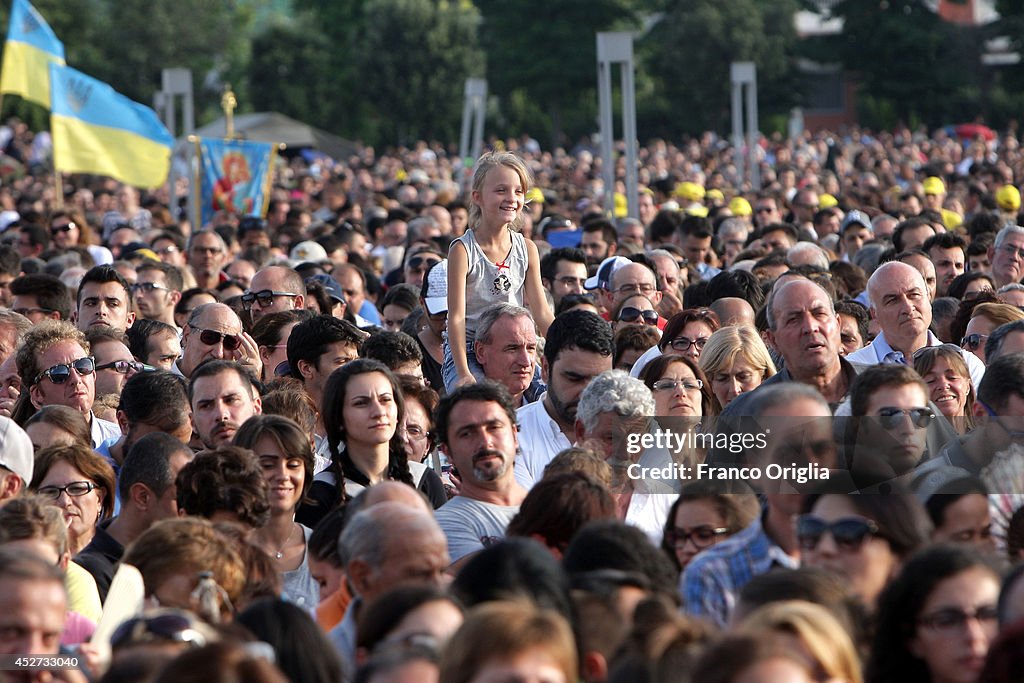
xmin=0 ymin=416 xmax=33 ymax=485
xmin=423 ymin=259 xmax=449 ymax=315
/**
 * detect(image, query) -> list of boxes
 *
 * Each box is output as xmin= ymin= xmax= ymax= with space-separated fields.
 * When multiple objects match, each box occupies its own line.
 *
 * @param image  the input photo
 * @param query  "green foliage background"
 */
xmin=0 ymin=0 xmax=1021 ymax=146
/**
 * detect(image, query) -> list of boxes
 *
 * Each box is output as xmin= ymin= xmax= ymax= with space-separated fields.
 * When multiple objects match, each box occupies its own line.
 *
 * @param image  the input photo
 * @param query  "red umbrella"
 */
xmin=954 ymin=123 xmax=996 ymax=141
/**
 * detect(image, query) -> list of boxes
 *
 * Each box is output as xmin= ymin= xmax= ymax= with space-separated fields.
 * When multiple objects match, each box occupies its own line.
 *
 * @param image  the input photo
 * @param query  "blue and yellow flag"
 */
xmin=196 ymin=138 xmax=277 ymax=226
xmin=49 ymin=62 xmax=174 ymax=188
xmin=0 ymin=0 xmax=65 ymax=107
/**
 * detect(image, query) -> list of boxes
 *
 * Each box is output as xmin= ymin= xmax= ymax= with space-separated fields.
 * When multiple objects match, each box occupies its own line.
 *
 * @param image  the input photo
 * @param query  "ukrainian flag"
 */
xmin=49 ymin=63 xmax=174 ymax=189
xmin=0 ymin=0 xmax=65 ymax=108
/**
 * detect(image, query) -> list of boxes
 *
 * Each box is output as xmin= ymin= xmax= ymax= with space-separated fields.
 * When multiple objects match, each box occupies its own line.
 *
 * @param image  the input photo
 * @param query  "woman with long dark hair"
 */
xmin=307 ymin=359 xmax=446 ymax=519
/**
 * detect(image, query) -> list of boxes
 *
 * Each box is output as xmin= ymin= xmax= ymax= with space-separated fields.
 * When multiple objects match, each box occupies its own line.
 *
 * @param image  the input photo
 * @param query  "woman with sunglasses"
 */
xmin=233 ymin=415 xmax=320 ymax=611
xmin=611 ymin=294 xmax=662 ymax=337
xmin=660 ymin=308 xmax=721 ymax=364
xmin=31 ymin=443 xmax=116 ymax=556
xmin=252 ymin=310 xmax=311 ymax=382
xmin=660 ymin=481 xmax=760 ymax=575
xmin=313 ymin=359 xmax=447 ymax=515
xmin=868 ymin=544 xmax=1000 ymax=683
xmin=913 ymin=344 xmax=975 ymax=434
xmin=960 ymin=302 xmax=1024 ymax=364
xmin=698 ymin=325 xmax=776 ymax=411
xmin=798 ymin=491 xmax=931 ymax=609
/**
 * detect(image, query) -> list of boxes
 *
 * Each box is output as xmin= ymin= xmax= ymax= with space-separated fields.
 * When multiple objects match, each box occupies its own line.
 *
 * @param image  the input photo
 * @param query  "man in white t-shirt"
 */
xmin=514 ymin=310 xmax=613 ymax=490
xmin=434 ymin=382 xmax=527 ymax=567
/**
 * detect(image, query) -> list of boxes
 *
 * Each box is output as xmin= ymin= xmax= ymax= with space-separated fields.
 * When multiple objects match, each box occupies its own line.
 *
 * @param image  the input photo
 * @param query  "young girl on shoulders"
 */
xmin=444 ymin=152 xmax=553 ymax=390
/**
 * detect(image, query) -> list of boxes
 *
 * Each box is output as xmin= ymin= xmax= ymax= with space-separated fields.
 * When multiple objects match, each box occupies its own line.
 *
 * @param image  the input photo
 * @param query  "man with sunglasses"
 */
xmin=244 ymin=265 xmax=306 ymax=323
xmin=73 ymin=265 xmax=136 ymax=334
xmin=133 ymin=261 xmax=183 ymax=327
xmin=87 ymin=328 xmax=147 ymax=399
xmin=178 ymin=303 xmax=262 ymax=380
xmin=847 ymin=262 xmax=984 ymax=388
xmin=846 ymin=364 xmax=949 ymax=489
xmin=402 ymin=246 xmax=443 ymax=290
xmin=16 ymin=320 xmax=121 ymax=449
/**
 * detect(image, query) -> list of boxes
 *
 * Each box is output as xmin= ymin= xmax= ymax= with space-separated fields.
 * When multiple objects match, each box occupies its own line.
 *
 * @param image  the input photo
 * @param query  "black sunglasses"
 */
xmin=34 ymin=357 xmax=95 ymax=385
xmin=240 ymin=289 xmax=298 ymax=309
xmin=96 ymin=359 xmax=151 ymax=375
xmin=190 ymin=326 xmax=242 ymax=351
xmin=796 ymin=515 xmax=880 ymax=552
xmin=407 ymin=256 xmax=442 ymax=270
xmin=960 ymin=334 xmax=989 ymax=352
xmin=876 ymin=406 xmax=934 ymax=430
xmin=51 ymin=222 xmax=75 ymax=235
xmin=618 ymin=307 xmax=659 ymax=325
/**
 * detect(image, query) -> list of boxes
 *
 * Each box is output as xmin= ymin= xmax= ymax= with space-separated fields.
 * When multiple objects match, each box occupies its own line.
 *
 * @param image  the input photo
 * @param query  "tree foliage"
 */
xmin=248 ymin=15 xmax=334 ymax=127
xmin=353 ymin=0 xmax=484 ymax=145
xmin=638 ymin=0 xmax=803 ymax=137
xmin=819 ymin=0 xmax=980 ymax=127
xmin=475 ymin=0 xmax=641 ymax=146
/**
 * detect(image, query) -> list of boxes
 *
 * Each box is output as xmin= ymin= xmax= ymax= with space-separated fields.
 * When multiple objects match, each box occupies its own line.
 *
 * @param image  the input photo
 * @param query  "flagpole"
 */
xmin=54 ymin=170 xmax=64 ymax=210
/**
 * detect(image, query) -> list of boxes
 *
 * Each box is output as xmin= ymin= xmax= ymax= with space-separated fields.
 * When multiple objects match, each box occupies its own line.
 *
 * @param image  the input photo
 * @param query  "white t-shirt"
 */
xmin=434 ymin=496 xmax=518 ymax=562
xmin=514 ymin=393 xmax=572 ymax=491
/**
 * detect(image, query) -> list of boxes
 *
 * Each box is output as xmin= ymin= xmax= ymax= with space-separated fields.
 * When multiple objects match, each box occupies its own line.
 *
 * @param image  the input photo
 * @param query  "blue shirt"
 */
xmin=681 ymin=513 xmax=798 ymax=627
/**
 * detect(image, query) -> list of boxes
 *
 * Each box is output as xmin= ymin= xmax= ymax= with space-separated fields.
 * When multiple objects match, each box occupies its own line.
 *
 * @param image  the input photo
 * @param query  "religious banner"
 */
xmin=195 ymin=137 xmax=277 ymax=227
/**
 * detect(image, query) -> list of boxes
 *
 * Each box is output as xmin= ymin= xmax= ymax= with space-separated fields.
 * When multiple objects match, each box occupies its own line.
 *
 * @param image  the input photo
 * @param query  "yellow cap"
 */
xmin=941 ymin=208 xmax=962 ymax=230
xmin=526 ymin=187 xmax=545 ymax=204
xmin=674 ymin=181 xmax=705 ymax=202
xmin=819 ymin=193 xmax=838 ymax=209
xmin=729 ymin=196 xmax=752 ymax=217
xmin=997 ymin=184 xmax=1021 ymax=212
xmin=613 ymin=192 xmax=628 ymax=218
xmin=685 ymin=205 xmax=709 ymax=217
xmin=923 ymin=176 xmax=946 ymax=195
xmin=706 ymin=188 xmax=724 ymax=202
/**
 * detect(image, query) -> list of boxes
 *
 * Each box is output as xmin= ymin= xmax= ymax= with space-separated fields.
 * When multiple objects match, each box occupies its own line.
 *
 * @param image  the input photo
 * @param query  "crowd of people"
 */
xmin=2 ymin=118 xmax=1024 ymax=683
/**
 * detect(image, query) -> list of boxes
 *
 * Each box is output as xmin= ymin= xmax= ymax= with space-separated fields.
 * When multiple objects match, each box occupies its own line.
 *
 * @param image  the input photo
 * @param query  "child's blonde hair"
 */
xmin=468 ymin=151 xmax=533 ymax=231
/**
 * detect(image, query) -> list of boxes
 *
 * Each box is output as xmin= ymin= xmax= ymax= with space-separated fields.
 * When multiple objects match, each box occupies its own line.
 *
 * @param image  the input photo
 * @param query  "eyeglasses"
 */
xmin=96 ymin=359 xmax=151 ymax=374
xmin=155 ymin=245 xmax=180 ymax=256
xmin=614 ymin=283 xmax=657 ymax=296
xmin=876 ymin=406 xmax=934 ymax=430
xmin=652 ymin=378 xmax=703 ymax=393
xmin=190 ymin=326 xmax=242 ymax=351
xmin=111 ymin=612 xmax=208 ymax=650
xmin=617 ymin=307 xmax=659 ymax=325
xmin=13 ymin=307 xmax=54 ymax=318
xmin=190 ymin=245 xmax=222 ymax=255
xmin=36 ymin=481 xmax=97 ymax=500
xmin=960 ymin=334 xmax=989 ymax=352
xmin=407 ymin=257 xmax=441 ymax=271
xmin=131 ymin=282 xmax=170 ymax=294
xmin=51 ymin=222 xmax=75 ymax=235
xmin=34 ymin=357 xmax=95 ymax=385
xmin=669 ymin=337 xmax=709 ymax=353
xmin=1000 ymin=244 xmax=1024 ymax=260
xmin=666 ymin=525 xmax=729 ymax=549
xmin=240 ymin=289 xmax=299 ymax=309
xmin=919 ymin=605 xmax=999 ymax=632
xmin=796 ymin=515 xmax=880 ymax=552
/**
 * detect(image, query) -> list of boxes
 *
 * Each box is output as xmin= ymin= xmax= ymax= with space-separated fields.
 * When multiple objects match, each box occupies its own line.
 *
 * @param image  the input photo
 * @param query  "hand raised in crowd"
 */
xmin=233 ymin=331 xmax=264 ymax=380
xmin=0 ymin=383 xmax=17 ymax=419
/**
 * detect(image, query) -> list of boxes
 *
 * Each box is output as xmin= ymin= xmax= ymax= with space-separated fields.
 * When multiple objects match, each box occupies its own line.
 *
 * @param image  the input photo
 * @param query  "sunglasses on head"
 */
xmin=191 ymin=326 xmax=242 ymax=351
xmin=618 ymin=307 xmax=659 ymax=325
xmin=407 ymin=256 xmax=442 ymax=270
xmin=876 ymin=406 xmax=934 ymax=430
xmin=110 ymin=612 xmax=209 ymax=650
xmin=796 ymin=515 xmax=880 ymax=552
xmin=34 ymin=357 xmax=95 ymax=385
xmin=240 ymin=289 xmax=298 ymax=309
xmin=960 ymin=334 xmax=989 ymax=352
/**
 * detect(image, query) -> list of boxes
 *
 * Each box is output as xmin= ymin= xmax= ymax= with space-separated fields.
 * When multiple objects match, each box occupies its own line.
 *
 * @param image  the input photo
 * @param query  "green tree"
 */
xmin=247 ymin=15 xmax=334 ymax=127
xmin=475 ymin=0 xmax=641 ymax=147
xmin=819 ymin=0 xmax=979 ymax=128
xmin=354 ymin=0 xmax=484 ymax=146
xmin=638 ymin=0 xmax=802 ymax=137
